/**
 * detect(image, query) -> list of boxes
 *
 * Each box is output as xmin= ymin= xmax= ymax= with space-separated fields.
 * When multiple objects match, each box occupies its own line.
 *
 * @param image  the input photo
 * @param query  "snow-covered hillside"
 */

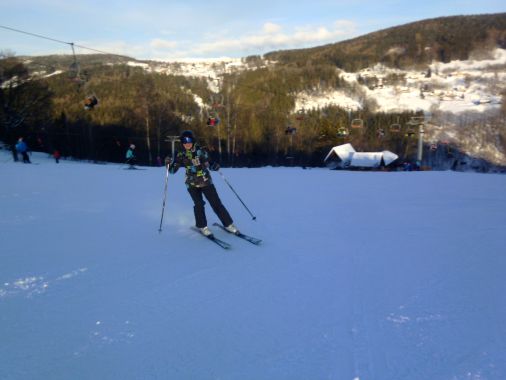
xmin=131 ymin=49 xmax=505 ymax=118
xmin=1 ymin=150 xmax=506 ymax=379
xmin=127 ymin=48 xmax=506 ymax=166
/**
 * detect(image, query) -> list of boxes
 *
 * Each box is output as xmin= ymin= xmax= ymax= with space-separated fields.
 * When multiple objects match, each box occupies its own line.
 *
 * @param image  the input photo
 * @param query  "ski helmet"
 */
xmin=180 ymin=130 xmax=195 ymax=144
xmin=130 ymin=144 xmax=135 ymax=149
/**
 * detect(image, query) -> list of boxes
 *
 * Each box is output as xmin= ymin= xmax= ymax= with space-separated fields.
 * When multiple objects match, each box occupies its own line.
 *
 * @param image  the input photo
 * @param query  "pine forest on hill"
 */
xmin=1 ymin=13 xmax=506 ymax=169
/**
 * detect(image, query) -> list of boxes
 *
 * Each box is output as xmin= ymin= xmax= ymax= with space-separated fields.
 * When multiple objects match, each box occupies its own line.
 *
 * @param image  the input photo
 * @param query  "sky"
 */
xmin=1 ymin=150 xmax=506 ymax=379
xmin=1 ymin=0 xmax=505 ymax=61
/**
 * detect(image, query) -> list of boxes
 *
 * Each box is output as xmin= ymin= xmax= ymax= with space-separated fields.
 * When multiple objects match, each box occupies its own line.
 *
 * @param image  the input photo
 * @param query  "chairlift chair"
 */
xmin=351 ymin=118 xmax=364 ymax=129
xmin=405 ymin=126 xmax=416 ymax=137
xmin=84 ymin=94 xmax=99 ymax=110
xmin=408 ymin=116 xmax=425 ymax=125
xmin=285 ymin=126 xmax=297 ymax=135
xmin=337 ymin=127 xmax=349 ymax=137
xmin=390 ymin=123 xmax=401 ymax=133
xmin=211 ymin=94 xmax=224 ymax=109
xmin=207 ymin=116 xmax=220 ymax=127
xmin=206 ymin=109 xmax=221 ymax=127
xmin=295 ymin=109 xmax=305 ymax=121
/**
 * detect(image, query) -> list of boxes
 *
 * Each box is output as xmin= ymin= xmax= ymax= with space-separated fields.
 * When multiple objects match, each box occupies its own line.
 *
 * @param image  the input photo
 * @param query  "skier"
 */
xmin=15 ymin=137 xmax=31 ymax=163
xmin=167 ymin=130 xmax=239 ymax=237
xmin=126 ymin=144 xmax=136 ymax=168
xmin=53 ymin=150 xmax=61 ymax=163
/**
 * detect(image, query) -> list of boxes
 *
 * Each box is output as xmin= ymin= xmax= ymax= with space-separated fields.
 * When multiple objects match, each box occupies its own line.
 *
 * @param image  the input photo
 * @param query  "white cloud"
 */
xmin=150 ymin=39 xmax=178 ymax=50
xmin=185 ymin=19 xmax=357 ymax=57
xmin=263 ymin=22 xmax=282 ymax=34
xmin=101 ymin=19 xmax=358 ymax=60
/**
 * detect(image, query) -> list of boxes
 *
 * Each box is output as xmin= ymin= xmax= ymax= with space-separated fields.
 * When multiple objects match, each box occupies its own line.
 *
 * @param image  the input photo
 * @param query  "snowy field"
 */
xmin=1 ymin=151 xmax=506 ymax=380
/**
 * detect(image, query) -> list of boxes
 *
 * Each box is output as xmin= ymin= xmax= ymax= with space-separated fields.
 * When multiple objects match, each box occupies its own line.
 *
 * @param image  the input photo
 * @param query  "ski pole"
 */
xmin=217 ymin=170 xmax=257 ymax=220
xmin=158 ymin=164 xmax=170 ymax=232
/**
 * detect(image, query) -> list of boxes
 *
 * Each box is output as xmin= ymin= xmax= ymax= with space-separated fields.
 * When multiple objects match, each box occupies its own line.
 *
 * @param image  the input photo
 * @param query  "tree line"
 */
xmin=1 ymin=51 xmax=504 ymax=168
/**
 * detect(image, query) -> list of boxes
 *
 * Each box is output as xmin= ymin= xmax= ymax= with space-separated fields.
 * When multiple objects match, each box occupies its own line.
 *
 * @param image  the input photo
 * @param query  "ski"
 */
xmin=191 ymin=227 xmax=231 ymax=250
xmin=212 ymin=223 xmax=262 ymax=245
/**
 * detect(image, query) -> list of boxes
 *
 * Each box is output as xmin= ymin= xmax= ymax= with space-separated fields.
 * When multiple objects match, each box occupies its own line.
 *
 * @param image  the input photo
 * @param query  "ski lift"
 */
xmin=84 ymin=94 xmax=99 ymax=110
xmin=69 ymin=43 xmax=100 ymax=109
xmin=405 ymin=126 xmax=416 ymax=137
xmin=207 ymin=116 xmax=220 ymax=127
xmin=68 ymin=42 xmax=87 ymax=85
xmin=211 ymin=94 xmax=224 ymax=110
xmin=351 ymin=118 xmax=364 ymax=129
xmin=206 ymin=110 xmax=220 ymax=127
xmin=408 ymin=116 xmax=425 ymax=125
xmin=295 ymin=109 xmax=305 ymax=121
xmin=337 ymin=127 xmax=349 ymax=137
xmin=389 ymin=123 xmax=401 ymax=133
xmin=285 ymin=126 xmax=297 ymax=135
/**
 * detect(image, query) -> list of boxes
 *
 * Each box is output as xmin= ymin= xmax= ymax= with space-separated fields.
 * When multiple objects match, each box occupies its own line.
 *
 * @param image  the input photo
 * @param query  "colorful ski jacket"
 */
xmin=169 ymin=144 xmax=213 ymax=188
xmin=126 ymin=148 xmax=135 ymax=160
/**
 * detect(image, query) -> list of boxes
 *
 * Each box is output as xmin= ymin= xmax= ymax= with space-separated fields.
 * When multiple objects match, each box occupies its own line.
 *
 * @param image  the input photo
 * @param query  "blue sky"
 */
xmin=1 ymin=0 xmax=505 ymax=60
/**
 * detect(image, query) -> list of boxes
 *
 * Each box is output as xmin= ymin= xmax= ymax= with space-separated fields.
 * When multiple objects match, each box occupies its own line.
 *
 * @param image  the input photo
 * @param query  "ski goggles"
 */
xmin=181 ymin=136 xmax=194 ymax=144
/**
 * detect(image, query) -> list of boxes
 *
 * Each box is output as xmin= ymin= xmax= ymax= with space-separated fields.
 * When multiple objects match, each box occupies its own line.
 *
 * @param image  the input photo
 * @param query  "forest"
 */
xmin=1 ymin=13 xmax=506 ymax=168
xmin=0 ymin=53 xmax=427 ymax=167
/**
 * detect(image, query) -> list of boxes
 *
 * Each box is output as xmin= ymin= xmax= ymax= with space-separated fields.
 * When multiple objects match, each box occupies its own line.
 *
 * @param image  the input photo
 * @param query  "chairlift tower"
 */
xmin=408 ymin=116 xmax=425 ymax=164
xmin=417 ymin=123 xmax=425 ymax=164
xmin=165 ymin=136 xmax=180 ymax=159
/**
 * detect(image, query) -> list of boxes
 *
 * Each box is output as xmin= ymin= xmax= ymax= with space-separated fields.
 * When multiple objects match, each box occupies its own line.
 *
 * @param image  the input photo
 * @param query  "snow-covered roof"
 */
xmin=324 ymin=143 xmax=399 ymax=168
xmin=350 ymin=152 xmax=385 ymax=168
xmin=323 ymin=143 xmax=355 ymax=162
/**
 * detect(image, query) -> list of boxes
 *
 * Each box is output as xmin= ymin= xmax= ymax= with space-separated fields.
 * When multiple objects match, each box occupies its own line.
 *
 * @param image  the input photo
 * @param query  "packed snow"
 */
xmin=1 ymin=150 xmax=506 ymax=379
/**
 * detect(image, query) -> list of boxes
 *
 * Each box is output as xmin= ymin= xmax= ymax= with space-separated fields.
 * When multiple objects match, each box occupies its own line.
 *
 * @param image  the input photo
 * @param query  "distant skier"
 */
xmin=53 ymin=150 xmax=61 ymax=164
xmin=166 ymin=130 xmax=239 ymax=237
xmin=126 ymin=144 xmax=136 ymax=168
xmin=15 ymin=137 xmax=31 ymax=163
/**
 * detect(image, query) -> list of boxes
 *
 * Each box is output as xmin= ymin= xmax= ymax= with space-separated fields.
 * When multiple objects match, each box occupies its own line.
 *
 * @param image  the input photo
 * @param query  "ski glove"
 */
xmin=210 ymin=162 xmax=220 ymax=171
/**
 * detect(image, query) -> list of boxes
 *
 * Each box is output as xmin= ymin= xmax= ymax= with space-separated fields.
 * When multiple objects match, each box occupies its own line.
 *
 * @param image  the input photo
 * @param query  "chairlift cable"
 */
xmin=0 ymin=24 xmax=130 ymax=58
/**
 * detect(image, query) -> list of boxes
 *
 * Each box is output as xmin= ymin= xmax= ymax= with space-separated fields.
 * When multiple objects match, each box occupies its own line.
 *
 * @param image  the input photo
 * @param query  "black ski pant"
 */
xmin=21 ymin=152 xmax=31 ymax=163
xmin=188 ymin=184 xmax=233 ymax=228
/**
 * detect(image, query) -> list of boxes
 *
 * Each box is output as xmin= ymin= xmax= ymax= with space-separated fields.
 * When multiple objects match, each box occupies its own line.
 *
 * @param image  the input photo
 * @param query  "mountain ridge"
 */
xmin=2 ymin=13 xmax=506 ymax=170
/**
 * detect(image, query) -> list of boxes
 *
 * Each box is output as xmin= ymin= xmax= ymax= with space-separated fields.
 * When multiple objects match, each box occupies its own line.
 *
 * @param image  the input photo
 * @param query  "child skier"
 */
xmin=126 ymin=144 xmax=136 ymax=168
xmin=167 ymin=130 xmax=239 ymax=237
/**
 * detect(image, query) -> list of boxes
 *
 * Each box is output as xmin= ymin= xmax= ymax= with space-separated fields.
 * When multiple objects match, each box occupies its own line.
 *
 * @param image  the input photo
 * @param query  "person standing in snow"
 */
xmin=15 ymin=137 xmax=31 ymax=163
xmin=166 ymin=130 xmax=239 ymax=237
xmin=53 ymin=150 xmax=61 ymax=164
xmin=126 ymin=144 xmax=136 ymax=168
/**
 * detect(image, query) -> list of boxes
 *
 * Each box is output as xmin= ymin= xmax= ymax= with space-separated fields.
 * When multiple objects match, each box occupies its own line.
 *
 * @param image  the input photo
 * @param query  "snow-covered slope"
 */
xmin=1 ymin=150 xmax=506 ymax=379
